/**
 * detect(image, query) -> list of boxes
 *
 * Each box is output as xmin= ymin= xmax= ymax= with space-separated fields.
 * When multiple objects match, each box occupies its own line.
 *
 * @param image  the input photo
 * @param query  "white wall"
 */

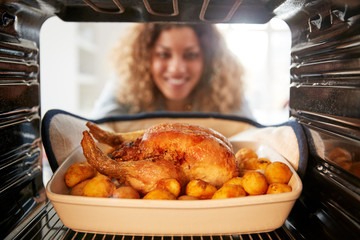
xmin=40 ymin=17 xmax=131 ymax=117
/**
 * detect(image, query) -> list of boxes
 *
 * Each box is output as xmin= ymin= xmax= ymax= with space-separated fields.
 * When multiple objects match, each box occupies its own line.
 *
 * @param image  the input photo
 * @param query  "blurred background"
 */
xmin=40 ymin=17 xmax=291 ymax=125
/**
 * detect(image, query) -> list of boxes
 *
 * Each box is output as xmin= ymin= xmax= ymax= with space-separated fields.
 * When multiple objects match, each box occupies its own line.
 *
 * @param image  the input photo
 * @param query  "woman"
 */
xmin=91 ymin=23 xmax=252 ymax=118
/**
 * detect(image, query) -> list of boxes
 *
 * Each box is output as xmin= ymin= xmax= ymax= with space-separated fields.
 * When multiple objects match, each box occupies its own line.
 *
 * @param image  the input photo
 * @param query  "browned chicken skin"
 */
xmin=81 ymin=122 xmax=238 ymax=195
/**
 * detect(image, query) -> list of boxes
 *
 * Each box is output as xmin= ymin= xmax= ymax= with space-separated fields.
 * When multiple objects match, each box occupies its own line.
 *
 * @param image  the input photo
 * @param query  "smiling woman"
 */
xmin=150 ymin=27 xmax=204 ymax=111
xmin=91 ymin=23 xmax=253 ymax=119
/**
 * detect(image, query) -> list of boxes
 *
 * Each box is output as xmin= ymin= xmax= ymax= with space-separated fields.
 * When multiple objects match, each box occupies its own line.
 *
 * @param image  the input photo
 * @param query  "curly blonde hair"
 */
xmin=111 ymin=23 xmax=244 ymax=114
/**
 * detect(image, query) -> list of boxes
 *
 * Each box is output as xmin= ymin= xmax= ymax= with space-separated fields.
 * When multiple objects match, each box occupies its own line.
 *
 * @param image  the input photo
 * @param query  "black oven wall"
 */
xmin=0 ymin=2 xmax=53 ymax=238
xmin=281 ymin=1 xmax=360 ymax=239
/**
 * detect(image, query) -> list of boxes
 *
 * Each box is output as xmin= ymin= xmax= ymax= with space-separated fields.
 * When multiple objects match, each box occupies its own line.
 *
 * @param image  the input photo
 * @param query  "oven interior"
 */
xmin=1 ymin=0 xmax=359 ymax=239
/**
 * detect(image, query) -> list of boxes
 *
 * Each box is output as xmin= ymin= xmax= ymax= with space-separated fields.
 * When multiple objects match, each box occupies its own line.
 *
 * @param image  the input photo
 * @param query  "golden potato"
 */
xmin=235 ymin=148 xmax=258 ymax=162
xmin=223 ymin=177 xmax=243 ymax=187
xmin=266 ymin=183 xmax=292 ymax=194
xmin=242 ymin=171 xmax=268 ymax=195
xmin=70 ymin=179 xmax=90 ymax=196
xmin=177 ymin=195 xmax=199 ymax=200
xmin=264 ymin=162 xmax=292 ymax=184
xmin=64 ymin=161 xmax=96 ymax=187
xmin=112 ymin=186 xmax=140 ymax=199
xmin=143 ymin=189 xmax=176 ymax=200
xmin=155 ymin=178 xmax=181 ymax=197
xmin=82 ymin=174 xmax=115 ymax=198
xmin=185 ymin=179 xmax=217 ymax=199
xmin=212 ymin=184 xmax=246 ymax=199
xmin=243 ymin=157 xmax=271 ymax=170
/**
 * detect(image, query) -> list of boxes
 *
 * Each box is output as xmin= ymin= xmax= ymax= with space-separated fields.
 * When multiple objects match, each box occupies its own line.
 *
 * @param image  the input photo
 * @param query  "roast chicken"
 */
xmin=81 ymin=122 xmax=238 ymax=195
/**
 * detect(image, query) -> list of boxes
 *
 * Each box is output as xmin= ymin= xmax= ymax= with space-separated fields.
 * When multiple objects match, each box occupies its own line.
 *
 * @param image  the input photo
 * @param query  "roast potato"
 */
xmin=235 ymin=148 xmax=258 ymax=161
xmin=112 ymin=185 xmax=140 ymax=199
xmin=70 ymin=179 xmax=90 ymax=196
xmin=242 ymin=171 xmax=268 ymax=195
xmin=185 ymin=179 xmax=217 ymax=199
xmin=266 ymin=183 xmax=292 ymax=194
xmin=243 ymin=157 xmax=271 ymax=170
xmin=64 ymin=161 xmax=96 ymax=187
xmin=155 ymin=178 xmax=181 ymax=197
xmin=177 ymin=195 xmax=199 ymax=200
xmin=264 ymin=162 xmax=292 ymax=184
xmin=212 ymin=184 xmax=246 ymax=199
xmin=82 ymin=174 xmax=115 ymax=198
xmin=143 ymin=189 xmax=176 ymax=200
xmin=223 ymin=177 xmax=243 ymax=187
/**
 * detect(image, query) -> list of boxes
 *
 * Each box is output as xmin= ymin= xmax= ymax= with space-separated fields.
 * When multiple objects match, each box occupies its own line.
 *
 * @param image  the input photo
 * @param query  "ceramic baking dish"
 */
xmin=46 ymin=141 xmax=302 ymax=236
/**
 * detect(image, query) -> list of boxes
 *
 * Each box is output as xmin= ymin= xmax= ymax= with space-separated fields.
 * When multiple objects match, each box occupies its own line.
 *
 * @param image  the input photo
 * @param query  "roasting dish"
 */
xmin=46 ymin=140 xmax=302 ymax=235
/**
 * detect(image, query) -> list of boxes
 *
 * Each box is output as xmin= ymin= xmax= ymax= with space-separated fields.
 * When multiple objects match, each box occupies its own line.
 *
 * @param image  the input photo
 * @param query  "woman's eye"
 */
xmin=185 ymin=52 xmax=200 ymax=59
xmin=156 ymin=52 xmax=170 ymax=58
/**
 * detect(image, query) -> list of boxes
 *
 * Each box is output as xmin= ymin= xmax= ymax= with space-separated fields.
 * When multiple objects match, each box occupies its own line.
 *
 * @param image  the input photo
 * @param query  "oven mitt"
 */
xmin=41 ymin=109 xmax=307 ymax=177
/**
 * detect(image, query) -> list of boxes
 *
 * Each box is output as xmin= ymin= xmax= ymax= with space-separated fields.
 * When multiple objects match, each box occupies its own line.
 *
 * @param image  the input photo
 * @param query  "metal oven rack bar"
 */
xmin=9 ymin=201 xmax=295 ymax=240
xmin=80 ymin=0 xmax=241 ymax=22
xmin=82 ymin=0 xmax=125 ymax=14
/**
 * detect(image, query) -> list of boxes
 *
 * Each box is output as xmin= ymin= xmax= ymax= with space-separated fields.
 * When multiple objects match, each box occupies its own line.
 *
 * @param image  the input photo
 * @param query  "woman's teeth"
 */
xmin=167 ymin=78 xmax=186 ymax=85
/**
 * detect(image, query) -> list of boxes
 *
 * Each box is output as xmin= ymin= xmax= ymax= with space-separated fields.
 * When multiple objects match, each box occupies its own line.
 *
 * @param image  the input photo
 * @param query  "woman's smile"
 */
xmin=151 ymin=26 xmax=204 ymax=108
xmin=166 ymin=77 xmax=188 ymax=86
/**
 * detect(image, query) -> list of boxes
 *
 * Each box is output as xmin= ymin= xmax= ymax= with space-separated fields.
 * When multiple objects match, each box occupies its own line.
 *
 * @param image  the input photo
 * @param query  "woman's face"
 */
xmin=151 ymin=26 xmax=204 ymax=102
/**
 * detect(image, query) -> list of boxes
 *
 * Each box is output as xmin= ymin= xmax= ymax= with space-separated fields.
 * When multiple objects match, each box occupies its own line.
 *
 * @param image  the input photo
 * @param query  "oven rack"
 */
xmin=53 ymin=0 xmax=274 ymax=24
xmin=81 ymin=0 xmax=242 ymax=22
xmin=9 ymin=201 xmax=296 ymax=240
